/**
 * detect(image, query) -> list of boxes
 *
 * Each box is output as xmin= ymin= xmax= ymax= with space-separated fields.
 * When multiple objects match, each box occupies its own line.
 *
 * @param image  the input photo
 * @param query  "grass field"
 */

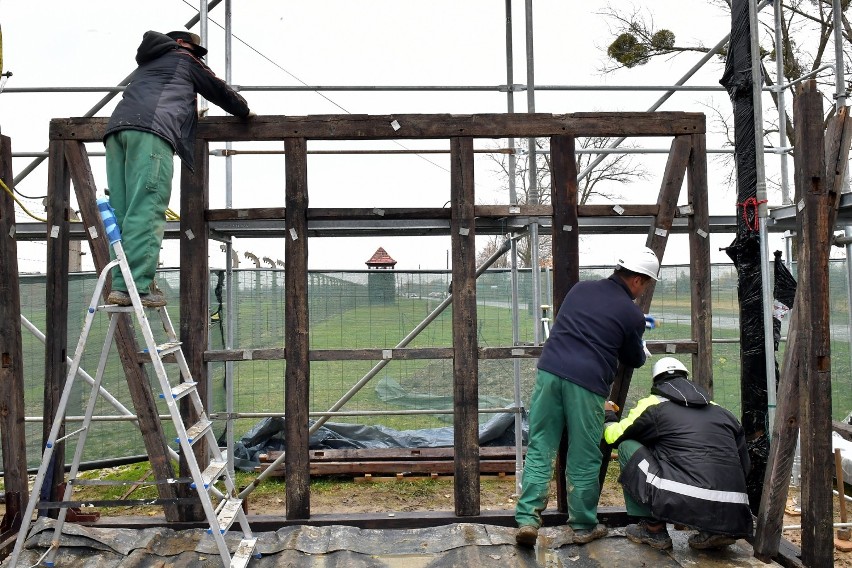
xmin=11 ymin=263 xmax=852 ymax=470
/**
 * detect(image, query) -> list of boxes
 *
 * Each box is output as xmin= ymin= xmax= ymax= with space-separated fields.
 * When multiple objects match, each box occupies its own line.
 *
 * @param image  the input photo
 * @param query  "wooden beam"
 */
xmin=43 ymin=140 xmax=71 ymax=513
xmin=178 ymin=141 xmax=210 ymax=522
xmin=607 ymin=135 xmax=690 ymax=413
xmin=64 ymin=141 xmax=180 ymax=521
xmin=598 ymin=135 xmax=691 ymax=491
xmin=0 ymin=133 xmax=29 ymax=534
xmin=50 ymin=112 xmax=706 ymax=143
xmin=284 ymin=137 xmax=311 ymax=520
xmin=793 ymin=81 xmax=833 ymax=568
xmin=550 ymin=135 xmax=580 ymax=514
xmin=450 ymin=136 xmax=479 ymax=516
xmin=753 ymin=96 xmax=852 ymax=563
xmin=687 ymin=133 xmax=713 ymax=392
xmin=204 ymin=204 xmax=663 ymax=223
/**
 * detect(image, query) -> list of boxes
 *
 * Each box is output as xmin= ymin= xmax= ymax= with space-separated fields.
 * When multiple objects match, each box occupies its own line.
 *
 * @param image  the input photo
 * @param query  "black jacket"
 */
xmin=604 ymin=375 xmax=752 ymax=536
xmin=537 ymin=275 xmax=647 ymax=397
xmin=104 ymin=31 xmax=250 ymax=171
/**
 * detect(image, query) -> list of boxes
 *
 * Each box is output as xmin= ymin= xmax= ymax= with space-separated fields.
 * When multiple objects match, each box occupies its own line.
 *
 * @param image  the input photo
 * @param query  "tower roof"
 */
xmin=365 ymin=247 xmax=397 ymax=268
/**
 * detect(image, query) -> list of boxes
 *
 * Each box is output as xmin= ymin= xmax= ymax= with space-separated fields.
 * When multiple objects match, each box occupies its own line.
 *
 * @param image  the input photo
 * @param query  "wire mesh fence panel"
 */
xmin=11 ymin=261 xmax=852 ymax=469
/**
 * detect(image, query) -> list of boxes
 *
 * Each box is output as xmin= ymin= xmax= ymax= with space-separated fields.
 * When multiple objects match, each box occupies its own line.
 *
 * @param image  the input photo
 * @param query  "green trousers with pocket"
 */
xmin=616 ymin=439 xmax=654 ymax=518
xmin=515 ymin=369 xmax=605 ymax=530
xmin=104 ymin=130 xmax=174 ymax=293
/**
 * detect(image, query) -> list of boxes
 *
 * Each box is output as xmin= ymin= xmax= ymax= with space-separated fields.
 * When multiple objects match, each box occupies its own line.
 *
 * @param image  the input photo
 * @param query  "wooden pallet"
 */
xmin=257 ymin=446 xmax=524 ymax=478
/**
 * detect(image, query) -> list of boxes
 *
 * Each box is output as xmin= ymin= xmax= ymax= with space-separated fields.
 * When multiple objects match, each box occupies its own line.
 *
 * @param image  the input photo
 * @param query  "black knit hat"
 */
xmin=166 ymin=31 xmax=208 ymax=57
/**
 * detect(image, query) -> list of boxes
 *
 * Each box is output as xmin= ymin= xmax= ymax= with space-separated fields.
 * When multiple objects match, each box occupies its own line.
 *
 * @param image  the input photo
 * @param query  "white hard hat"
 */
xmin=617 ymin=247 xmax=660 ymax=281
xmin=651 ymin=357 xmax=689 ymax=381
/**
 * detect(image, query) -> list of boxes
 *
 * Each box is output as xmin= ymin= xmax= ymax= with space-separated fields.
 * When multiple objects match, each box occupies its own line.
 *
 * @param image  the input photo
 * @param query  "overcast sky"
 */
xmin=1 ymin=0 xmax=801 ymax=272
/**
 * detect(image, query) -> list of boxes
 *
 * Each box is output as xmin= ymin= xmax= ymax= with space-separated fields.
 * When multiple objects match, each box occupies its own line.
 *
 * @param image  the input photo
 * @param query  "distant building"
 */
xmin=366 ymin=247 xmax=396 ymax=304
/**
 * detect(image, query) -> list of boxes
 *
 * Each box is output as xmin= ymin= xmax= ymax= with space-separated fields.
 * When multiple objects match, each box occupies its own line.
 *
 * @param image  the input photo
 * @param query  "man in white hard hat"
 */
xmin=515 ymin=247 xmax=658 ymax=547
xmin=603 ymin=357 xmax=752 ymax=550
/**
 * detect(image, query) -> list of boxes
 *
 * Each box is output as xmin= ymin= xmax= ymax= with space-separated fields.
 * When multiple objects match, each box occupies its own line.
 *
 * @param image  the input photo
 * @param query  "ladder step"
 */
xmin=179 ymin=418 xmax=212 ymax=446
xmin=232 ymin=537 xmax=260 ymax=567
xmin=193 ymin=459 xmax=227 ymax=490
xmin=141 ymin=341 xmax=183 ymax=357
xmin=160 ymin=381 xmax=197 ymax=401
xmin=209 ymin=498 xmax=243 ymax=534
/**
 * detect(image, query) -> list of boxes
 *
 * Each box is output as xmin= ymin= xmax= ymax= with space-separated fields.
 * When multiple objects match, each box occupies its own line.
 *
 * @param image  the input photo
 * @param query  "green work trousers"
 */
xmin=105 ymin=130 xmax=174 ymax=293
xmin=616 ymin=439 xmax=654 ymax=518
xmin=515 ymin=369 xmax=605 ymax=530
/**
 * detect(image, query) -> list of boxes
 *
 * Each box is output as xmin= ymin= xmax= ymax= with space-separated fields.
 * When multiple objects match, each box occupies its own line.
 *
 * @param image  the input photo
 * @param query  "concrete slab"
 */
xmin=3 ymin=519 xmax=784 ymax=567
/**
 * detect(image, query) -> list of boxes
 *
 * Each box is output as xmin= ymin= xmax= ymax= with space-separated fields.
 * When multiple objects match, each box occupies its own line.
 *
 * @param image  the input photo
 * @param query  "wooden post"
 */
xmin=607 ymin=135 xmax=690 ymax=413
xmin=754 ymin=102 xmax=852 ymax=562
xmin=687 ymin=133 xmax=713 ymax=393
xmin=450 ymin=136 xmax=479 ymax=516
xmin=284 ymin=137 xmax=311 ymax=520
xmin=599 ymin=135 xmax=690 ymax=490
xmin=550 ymin=135 xmax=579 ymax=513
xmin=43 ymin=139 xmax=70 ymax=513
xmin=0 ymin=132 xmax=29 ymax=534
xmin=64 ymin=141 xmax=179 ymax=521
xmin=794 ymin=81 xmax=834 ymax=568
xmin=179 ymin=141 xmax=211 ymax=522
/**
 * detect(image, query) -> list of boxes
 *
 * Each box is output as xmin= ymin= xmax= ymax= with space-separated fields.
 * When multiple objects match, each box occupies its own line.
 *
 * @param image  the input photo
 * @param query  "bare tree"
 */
xmin=477 ymin=137 xmax=649 ymax=267
xmin=599 ymin=1 xmax=851 ymax=146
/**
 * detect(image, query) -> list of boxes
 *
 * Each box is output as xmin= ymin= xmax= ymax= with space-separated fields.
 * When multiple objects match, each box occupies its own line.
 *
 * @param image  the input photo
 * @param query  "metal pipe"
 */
xmin=504 ymin=0 xmax=525 ymax=497
xmin=223 ymin=0 xmax=237 ymax=478
xmin=748 ymin=0 xmax=778 ymax=437
xmin=1 ymin=84 xmax=778 ymax=94
xmin=773 ymin=0 xmax=791 ymax=205
xmin=524 ymin=0 xmax=542 ymax=348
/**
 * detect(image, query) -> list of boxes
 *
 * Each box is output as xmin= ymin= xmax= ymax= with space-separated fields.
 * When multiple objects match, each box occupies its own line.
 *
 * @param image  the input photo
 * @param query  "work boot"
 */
xmin=688 ymin=531 xmax=736 ymax=550
xmin=572 ymin=523 xmax=608 ymax=544
xmin=626 ymin=520 xmax=672 ymax=550
xmin=140 ymin=281 xmax=167 ymax=308
xmin=107 ymin=290 xmax=131 ymax=306
xmin=516 ymin=525 xmax=538 ymax=547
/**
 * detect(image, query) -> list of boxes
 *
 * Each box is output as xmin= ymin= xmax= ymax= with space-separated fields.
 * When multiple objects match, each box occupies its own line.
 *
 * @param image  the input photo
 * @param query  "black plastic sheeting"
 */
xmin=719 ymin=0 xmax=775 ymax=512
xmin=228 ymin=409 xmax=529 ymax=471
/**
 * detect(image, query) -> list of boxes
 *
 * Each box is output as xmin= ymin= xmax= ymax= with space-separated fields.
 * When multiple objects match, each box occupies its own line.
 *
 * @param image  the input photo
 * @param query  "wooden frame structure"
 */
xmin=0 ymin=95 xmax=847 ymax=566
xmin=31 ymin=111 xmax=712 ymax=523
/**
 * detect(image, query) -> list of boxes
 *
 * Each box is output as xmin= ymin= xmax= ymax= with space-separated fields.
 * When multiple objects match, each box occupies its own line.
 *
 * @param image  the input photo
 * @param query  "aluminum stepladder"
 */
xmin=9 ymin=198 xmax=258 ymax=568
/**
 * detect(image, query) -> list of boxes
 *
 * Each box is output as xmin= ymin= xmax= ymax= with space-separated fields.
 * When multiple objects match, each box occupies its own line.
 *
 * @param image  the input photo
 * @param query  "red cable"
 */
xmin=736 ymin=197 xmax=767 ymax=232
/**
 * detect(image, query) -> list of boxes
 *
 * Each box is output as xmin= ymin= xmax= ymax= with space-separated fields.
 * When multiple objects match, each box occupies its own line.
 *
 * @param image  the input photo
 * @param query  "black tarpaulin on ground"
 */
xmin=229 ymin=409 xmax=528 ymax=472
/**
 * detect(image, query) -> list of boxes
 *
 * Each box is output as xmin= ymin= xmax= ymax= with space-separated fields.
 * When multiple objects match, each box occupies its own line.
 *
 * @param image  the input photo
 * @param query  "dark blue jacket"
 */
xmin=537 ymin=275 xmax=647 ymax=397
xmin=104 ymin=31 xmax=250 ymax=171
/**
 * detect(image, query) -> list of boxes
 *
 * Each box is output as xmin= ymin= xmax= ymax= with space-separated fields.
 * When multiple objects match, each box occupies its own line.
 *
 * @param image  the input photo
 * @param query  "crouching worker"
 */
xmin=603 ymin=357 xmax=753 ymax=551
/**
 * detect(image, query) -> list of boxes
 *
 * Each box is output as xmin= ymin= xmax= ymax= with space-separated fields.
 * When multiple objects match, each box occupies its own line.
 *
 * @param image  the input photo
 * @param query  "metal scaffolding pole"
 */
xmin=504 ymin=0 xmax=526 ymax=496
xmin=748 ymin=0 xmax=778 ymax=436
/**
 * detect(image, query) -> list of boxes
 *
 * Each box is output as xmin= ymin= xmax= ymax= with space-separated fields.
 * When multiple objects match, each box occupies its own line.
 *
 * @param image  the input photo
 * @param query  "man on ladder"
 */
xmin=9 ymin=29 xmax=260 ymax=568
xmin=103 ymin=29 xmax=254 ymax=307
